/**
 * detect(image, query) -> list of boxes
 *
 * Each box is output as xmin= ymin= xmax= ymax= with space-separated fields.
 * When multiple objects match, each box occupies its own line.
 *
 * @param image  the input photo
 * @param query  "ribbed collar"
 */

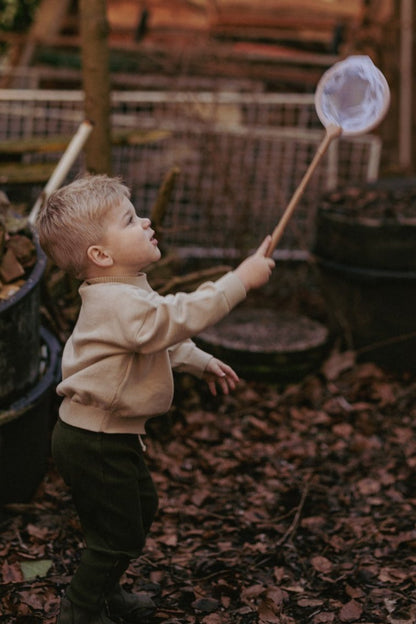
xmin=83 ymin=274 xmax=148 ymax=287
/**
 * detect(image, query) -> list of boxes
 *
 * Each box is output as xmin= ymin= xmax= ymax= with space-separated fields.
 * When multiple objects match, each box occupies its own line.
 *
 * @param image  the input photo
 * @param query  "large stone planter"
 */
xmin=196 ymin=306 xmax=329 ymax=382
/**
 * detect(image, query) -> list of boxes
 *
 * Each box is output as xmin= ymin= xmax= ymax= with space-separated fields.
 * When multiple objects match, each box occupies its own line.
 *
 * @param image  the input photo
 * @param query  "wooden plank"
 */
xmin=0 ymin=162 xmax=56 ymax=184
xmin=211 ymin=0 xmax=361 ymax=20
xmin=108 ymin=0 xmax=208 ymax=33
xmin=208 ymin=2 xmax=360 ymax=47
xmin=211 ymin=14 xmax=346 ymax=31
xmin=211 ymin=26 xmax=336 ymax=47
xmin=0 ymin=129 xmax=170 ymax=158
xmin=112 ymin=129 xmax=172 ymax=146
xmin=0 ymin=135 xmax=71 ymax=155
xmin=0 ymin=130 xmax=170 ymax=186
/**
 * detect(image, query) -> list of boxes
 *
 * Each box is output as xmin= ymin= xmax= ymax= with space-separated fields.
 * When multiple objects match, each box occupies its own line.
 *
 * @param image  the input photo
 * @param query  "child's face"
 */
xmin=100 ymin=197 xmax=161 ymax=273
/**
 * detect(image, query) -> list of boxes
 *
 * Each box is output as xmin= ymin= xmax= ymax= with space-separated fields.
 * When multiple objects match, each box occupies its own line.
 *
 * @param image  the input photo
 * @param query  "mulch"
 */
xmin=1 ymin=350 xmax=416 ymax=624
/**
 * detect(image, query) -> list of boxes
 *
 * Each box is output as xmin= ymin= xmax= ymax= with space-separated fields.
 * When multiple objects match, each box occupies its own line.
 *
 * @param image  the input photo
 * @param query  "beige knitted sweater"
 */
xmin=57 ymin=271 xmax=246 ymax=434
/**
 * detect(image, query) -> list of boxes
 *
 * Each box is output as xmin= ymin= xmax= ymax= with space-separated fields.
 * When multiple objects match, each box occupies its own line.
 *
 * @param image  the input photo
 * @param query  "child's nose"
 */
xmin=141 ymin=218 xmax=151 ymax=228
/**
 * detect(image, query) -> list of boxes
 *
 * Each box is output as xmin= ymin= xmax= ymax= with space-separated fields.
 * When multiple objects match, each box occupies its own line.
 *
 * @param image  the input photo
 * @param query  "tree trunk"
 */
xmin=79 ymin=0 xmax=112 ymax=174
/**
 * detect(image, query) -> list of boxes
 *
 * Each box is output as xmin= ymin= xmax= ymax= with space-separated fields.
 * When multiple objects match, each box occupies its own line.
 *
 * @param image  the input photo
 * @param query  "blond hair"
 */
xmin=36 ymin=174 xmax=130 ymax=278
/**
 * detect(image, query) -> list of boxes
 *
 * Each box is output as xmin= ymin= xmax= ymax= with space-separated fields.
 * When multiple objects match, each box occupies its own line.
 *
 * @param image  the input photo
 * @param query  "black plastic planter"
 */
xmin=0 ymin=228 xmax=47 ymax=406
xmin=313 ymin=178 xmax=416 ymax=371
xmin=314 ymin=178 xmax=416 ymax=271
xmin=314 ymin=259 xmax=416 ymax=370
xmin=0 ymin=326 xmax=61 ymax=505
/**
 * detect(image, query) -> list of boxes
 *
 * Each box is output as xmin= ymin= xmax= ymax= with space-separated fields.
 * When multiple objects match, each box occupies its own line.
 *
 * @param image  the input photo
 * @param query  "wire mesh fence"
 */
xmin=0 ymin=88 xmax=382 ymax=256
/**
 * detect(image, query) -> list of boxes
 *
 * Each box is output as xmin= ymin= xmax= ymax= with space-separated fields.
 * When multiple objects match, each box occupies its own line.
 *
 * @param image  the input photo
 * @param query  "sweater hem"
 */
xmin=59 ymin=398 xmax=152 ymax=435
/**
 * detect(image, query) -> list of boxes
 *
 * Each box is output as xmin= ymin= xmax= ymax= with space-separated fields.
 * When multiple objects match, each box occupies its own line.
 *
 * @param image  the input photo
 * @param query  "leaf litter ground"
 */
xmin=1 ymin=356 xmax=416 ymax=624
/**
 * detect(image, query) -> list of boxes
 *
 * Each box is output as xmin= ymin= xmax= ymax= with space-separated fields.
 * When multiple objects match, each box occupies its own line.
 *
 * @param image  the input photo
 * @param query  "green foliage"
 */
xmin=0 ymin=0 xmax=40 ymax=32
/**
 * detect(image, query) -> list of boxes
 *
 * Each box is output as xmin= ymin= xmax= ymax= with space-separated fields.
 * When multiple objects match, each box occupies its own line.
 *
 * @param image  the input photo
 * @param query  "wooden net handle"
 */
xmin=266 ymin=124 xmax=342 ymax=257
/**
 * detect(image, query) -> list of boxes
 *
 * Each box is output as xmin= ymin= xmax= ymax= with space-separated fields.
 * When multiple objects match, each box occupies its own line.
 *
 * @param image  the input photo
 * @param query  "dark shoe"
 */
xmin=106 ymin=585 xmax=156 ymax=623
xmin=58 ymin=595 xmax=118 ymax=624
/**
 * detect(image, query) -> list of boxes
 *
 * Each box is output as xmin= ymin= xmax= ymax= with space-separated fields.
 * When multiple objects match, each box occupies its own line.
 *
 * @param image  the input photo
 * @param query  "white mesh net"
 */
xmin=314 ymin=55 xmax=390 ymax=136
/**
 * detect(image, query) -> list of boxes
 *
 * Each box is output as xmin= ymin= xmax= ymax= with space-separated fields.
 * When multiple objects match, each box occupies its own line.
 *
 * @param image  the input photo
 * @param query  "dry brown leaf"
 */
xmin=339 ymin=599 xmax=363 ymax=622
xmin=313 ymin=613 xmax=335 ymax=623
xmin=311 ymin=555 xmax=333 ymax=574
xmin=321 ymin=349 xmax=356 ymax=380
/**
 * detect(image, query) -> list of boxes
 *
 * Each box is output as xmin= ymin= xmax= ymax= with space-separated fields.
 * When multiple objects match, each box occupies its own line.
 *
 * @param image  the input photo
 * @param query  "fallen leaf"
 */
xmin=192 ymin=597 xmax=219 ymax=613
xmin=322 ymin=349 xmax=356 ymax=380
xmin=339 ymin=599 xmax=363 ymax=622
xmin=313 ymin=614 xmax=335 ymax=623
xmin=20 ymin=559 xmax=53 ymax=580
xmin=311 ymin=555 xmax=333 ymax=574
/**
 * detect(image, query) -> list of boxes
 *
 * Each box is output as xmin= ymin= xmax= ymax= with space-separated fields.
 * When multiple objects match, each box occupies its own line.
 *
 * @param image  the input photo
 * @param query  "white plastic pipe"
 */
xmin=29 ymin=119 xmax=93 ymax=224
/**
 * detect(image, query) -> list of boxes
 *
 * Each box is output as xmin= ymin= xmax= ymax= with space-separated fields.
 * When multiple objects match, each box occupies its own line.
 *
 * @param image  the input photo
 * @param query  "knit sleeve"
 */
xmin=168 ymin=339 xmax=213 ymax=378
xmin=134 ymin=271 xmax=246 ymax=354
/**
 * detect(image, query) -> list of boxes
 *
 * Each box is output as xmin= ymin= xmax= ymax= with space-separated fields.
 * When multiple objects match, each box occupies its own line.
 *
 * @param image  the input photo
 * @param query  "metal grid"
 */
xmin=110 ymin=91 xmax=322 ymax=131
xmin=0 ymin=90 xmax=83 ymax=138
xmin=114 ymin=125 xmax=380 ymax=254
xmin=0 ymin=89 xmax=382 ymax=255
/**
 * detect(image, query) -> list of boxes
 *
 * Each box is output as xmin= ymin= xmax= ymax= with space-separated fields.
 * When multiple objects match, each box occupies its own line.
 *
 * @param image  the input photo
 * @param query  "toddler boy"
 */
xmin=36 ymin=174 xmax=275 ymax=624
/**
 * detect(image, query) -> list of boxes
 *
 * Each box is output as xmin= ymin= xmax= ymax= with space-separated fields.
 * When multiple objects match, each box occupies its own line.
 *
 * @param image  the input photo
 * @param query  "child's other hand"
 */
xmin=234 ymin=235 xmax=275 ymax=291
xmin=202 ymin=358 xmax=239 ymax=395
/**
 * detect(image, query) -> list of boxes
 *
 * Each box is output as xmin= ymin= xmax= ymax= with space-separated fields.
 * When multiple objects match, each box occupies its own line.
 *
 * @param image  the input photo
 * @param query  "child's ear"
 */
xmin=87 ymin=245 xmax=114 ymax=268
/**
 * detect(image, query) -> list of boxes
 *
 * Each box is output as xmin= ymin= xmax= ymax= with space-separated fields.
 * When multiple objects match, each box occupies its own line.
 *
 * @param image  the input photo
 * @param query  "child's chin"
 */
xmin=151 ymin=249 xmax=161 ymax=262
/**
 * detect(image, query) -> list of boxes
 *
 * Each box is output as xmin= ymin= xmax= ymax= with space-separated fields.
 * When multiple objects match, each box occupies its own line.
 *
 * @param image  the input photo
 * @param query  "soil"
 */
xmin=1 ymin=352 xmax=415 ymax=624
xmin=321 ymin=182 xmax=416 ymax=223
xmin=197 ymin=309 xmax=328 ymax=353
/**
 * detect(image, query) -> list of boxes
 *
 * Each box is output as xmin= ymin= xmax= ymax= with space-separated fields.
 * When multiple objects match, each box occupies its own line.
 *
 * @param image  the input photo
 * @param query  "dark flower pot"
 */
xmin=0 ymin=326 xmax=61 ymax=505
xmin=0 ymin=228 xmax=47 ymax=406
xmin=313 ymin=179 xmax=416 ymax=370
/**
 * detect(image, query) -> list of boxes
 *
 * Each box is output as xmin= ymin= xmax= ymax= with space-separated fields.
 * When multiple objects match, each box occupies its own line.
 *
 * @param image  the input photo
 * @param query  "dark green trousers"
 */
xmin=52 ymin=418 xmax=158 ymax=612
